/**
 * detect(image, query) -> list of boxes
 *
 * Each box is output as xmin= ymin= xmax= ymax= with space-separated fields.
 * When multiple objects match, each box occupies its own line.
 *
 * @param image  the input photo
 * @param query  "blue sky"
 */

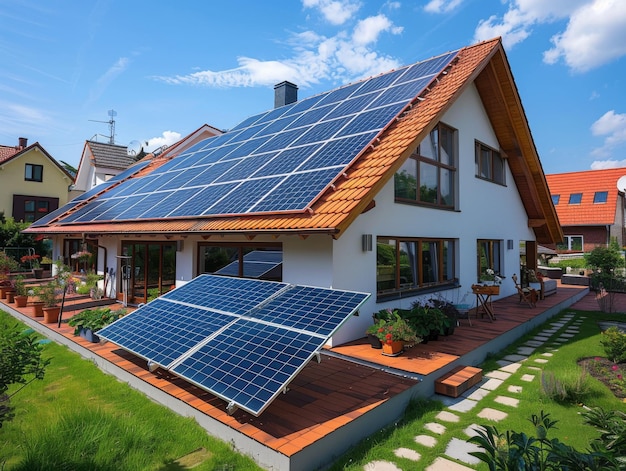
xmin=1 ymin=0 xmax=626 ymax=175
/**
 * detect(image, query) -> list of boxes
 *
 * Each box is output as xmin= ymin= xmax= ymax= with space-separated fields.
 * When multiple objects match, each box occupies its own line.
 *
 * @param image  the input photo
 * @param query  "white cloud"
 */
xmin=590 ymin=159 xmax=626 ymax=169
xmin=590 ymin=110 xmax=626 ymax=158
xmin=146 ymin=131 xmax=182 ymax=152
xmin=424 ymin=0 xmax=464 ymax=14
xmin=155 ymin=9 xmax=403 ymax=89
xmin=543 ymin=0 xmax=626 ymax=72
xmin=302 ymin=0 xmax=361 ymax=25
xmin=87 ymin=57 xmax=130 ymax=105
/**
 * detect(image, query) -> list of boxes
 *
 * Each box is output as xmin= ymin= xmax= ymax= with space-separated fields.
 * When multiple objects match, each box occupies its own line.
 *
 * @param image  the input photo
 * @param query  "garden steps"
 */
xmin=435 ymin=365 xmax=483 ymax=398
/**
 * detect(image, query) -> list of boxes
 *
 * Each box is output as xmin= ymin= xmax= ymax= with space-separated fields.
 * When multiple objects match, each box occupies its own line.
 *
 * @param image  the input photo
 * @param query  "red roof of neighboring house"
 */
xmin=546 ymin=167 xmax=626 ymax=226
xmin=0 ymin=145 xmax=19 ymax=163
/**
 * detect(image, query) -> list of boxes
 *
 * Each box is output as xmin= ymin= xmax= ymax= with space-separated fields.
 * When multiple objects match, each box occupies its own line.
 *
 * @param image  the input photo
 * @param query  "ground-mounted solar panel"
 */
xmin=52 ymin=49 xmax=458 ymax=225
xmin=97 ymin=298 xmax=236 ymax=368
xmin=98 ymin=275 xmax=369 ymax=416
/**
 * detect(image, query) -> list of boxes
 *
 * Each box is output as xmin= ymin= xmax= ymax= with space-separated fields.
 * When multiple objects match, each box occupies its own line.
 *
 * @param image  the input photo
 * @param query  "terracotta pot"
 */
xmin=42 ymin=306 xmax=61 ymax=324
xmin=382 ymin=340 xmax=403 ymax=355
xmin=31 ymin=302 xmax=44 ymax=317
xmin=6 ymin=290 xmax=16 ymax=303
xmin=14 ymin=295 xmax=28 ymax=308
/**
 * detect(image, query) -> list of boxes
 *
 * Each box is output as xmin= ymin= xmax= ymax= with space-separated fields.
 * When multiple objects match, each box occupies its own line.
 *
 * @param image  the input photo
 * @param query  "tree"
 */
xmin=0 ymin=322 xmax=50 ymax=427
xmin=585 ymin=238 xmax=625 ymax=312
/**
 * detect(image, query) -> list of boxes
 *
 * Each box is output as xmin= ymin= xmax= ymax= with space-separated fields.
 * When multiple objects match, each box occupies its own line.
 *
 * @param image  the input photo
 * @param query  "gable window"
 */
xmin=557 ymin=235 xmax=583 ymax=252
xmin=477 ymin=239 xmax=502 ymax=282
xmin=568 ymin=193 xmax=582 ymax=204
xmin=394 ymin=122 xmax=456 ymax=209
xmin=376 ymin=236 xmax=456 ymax=297
xmin=25 ymin=164 xmax=43 ymax=182
xmin=551 ymin=195 xmax=560 ymax=205
xmin=593 ymin=191 xmax=608 ymax=203
xmin=475 ymin=141 xmax=505 ymax=185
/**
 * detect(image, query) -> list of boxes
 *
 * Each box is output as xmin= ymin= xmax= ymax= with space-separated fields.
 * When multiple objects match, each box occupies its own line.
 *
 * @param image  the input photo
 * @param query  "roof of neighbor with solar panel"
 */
xmin=97 ymin=275 xmax=370 ymax=416
xmin=36 ymin=50 xmax=459 ymax=227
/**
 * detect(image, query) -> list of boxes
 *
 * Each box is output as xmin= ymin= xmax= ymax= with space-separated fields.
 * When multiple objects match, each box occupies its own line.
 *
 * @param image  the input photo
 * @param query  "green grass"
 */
xmin=329 ymin=309 xmax=626 ymax=470
xmin=0 ymin=310 xmax=262 ymax=471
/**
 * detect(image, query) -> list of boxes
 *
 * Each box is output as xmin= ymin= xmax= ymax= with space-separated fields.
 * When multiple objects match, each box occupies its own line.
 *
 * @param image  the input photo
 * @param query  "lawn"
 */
xmin=0 ymin=310 xmax=263 ymax=471
xmin=329 ymin=308 xmax=626 ymax=470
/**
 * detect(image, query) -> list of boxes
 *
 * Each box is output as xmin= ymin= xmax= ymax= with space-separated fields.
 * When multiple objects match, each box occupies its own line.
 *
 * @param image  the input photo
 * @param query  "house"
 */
xmin=71 ymin=124 xmax=223 ymax=199
xmin=546 ymin=167 xmax=626 ymax=253
xmin=25 ymin=37 xmax=561 ymax=348
xmin=0 ymin=137 xmax=73 ymax=223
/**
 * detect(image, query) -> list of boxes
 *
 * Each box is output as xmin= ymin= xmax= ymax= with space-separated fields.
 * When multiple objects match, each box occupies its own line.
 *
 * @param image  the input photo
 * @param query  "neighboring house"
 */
xmin=25 ymin=38 xmax=561 ymax=346
xmin=546 ymin=167 xmax=626 ymax=253
xmin=71 ymin=125 xmax=224 ymax=199
xmin=0 ymin=137 xmax=73 ymax=223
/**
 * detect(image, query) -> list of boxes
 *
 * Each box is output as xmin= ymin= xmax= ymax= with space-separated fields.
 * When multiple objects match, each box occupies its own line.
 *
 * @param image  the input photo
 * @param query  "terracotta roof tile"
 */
xmin=0 ymin=145 xmax=19 ymax=163
xmin=546 ymin=167 xmax=626 ymax=226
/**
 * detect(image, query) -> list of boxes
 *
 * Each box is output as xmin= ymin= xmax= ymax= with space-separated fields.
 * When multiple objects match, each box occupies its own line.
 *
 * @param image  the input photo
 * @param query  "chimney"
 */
xmin=18 ymin=137 xmax=28 ymax=149
xmin=274 ymin=81 xmax=298 ymax=108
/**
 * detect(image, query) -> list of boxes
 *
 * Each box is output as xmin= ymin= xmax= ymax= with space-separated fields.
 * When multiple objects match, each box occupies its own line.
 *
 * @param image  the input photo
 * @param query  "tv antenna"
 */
xmin=89 ymin=109 xmax=117 ymax=144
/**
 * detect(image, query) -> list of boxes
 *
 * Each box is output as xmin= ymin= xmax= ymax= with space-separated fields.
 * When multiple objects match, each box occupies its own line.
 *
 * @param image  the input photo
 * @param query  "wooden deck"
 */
xmin=1 ymin=281 xmax=596 ymax=470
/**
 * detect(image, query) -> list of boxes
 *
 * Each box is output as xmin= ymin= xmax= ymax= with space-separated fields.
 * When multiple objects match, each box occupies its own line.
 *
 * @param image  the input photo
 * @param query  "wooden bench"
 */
xmin=435 ymin=365 xmax=483 ymax=398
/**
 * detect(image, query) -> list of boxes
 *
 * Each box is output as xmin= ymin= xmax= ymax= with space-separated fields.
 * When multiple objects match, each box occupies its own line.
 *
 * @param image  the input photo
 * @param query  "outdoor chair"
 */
xmin=512 ymin=273 xmax=537 ymax=308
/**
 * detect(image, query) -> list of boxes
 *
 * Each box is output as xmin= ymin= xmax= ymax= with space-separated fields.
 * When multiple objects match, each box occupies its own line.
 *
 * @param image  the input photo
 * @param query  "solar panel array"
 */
xmin=97 ymin=275 xmax=369 ymax=416
xmin=52 ymin=51 xmax=457 ymax=225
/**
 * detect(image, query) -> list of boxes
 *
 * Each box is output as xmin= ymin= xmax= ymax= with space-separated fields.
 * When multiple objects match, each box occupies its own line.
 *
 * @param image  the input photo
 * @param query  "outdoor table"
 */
xmin=471 ymin=284 xmax=497 ymax=322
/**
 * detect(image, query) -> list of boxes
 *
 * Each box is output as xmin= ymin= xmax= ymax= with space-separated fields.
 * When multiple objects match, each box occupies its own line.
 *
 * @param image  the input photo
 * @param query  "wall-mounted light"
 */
xmin=362 ymin=234 xmax=373 ymax=252
xmin=507 ymin=239 xmax=514 ymax=250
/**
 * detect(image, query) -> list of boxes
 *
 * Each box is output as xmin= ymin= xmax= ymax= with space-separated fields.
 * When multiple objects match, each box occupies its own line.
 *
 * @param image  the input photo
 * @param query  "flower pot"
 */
xmin=6 ymin=290 xmax=16 ymax=303
xmin=33 ymin=268 xmax=44 ymax=279
xmin=0 ymin=286 xmax=10 ymax=299
xmin=78 ymin=327 xmax=100 ymax=343
xmin=14 ymin=295 xmax=28 ymax=308
xmin=31 ymin=302 xmax=44 ymax=317
xmin=382 ymin=340 xmax=403 ymax=356
xmin=42 ymin=306 xmax=61 ymax=324
xmin=367 ymin=333 xmax=382 ymax=349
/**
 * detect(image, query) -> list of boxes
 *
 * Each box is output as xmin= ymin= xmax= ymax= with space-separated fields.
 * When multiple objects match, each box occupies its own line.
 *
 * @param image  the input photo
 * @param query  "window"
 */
xmin=198 ymin=243 xmax=282 ymax=281
xmin=394 ymin=122 xmax=456 ymax=208
xmin=376 ymin=237 xmax=456 ymax=296
xmin=25 ymin=164 xmax=43 ymax=182
xmin=557 ymin=235 xmax=583 ymax=252
xmin=593 ymin=191 xmax=608 ymax=203
xmin=568 ymin=193 xmax=582 ymax=204
xmin=475 ymin=141 xmax=505 ymax=185
xmin=551 ymin=195 xmax=560 ymax=205
xmin=477 ymin=239 xmax=502 ymax=282
xmin=13 ymin=195 xmax=58 ymax=222
xmin=24 ymin=200 xmax=49 ymax=222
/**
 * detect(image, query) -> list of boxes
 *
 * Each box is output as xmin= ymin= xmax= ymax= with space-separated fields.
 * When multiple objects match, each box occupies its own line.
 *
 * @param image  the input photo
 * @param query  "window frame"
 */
xmin=568 ymin=193 xmax=582 ymax=204
xmin=394 ymin=122 xmax=457 ymax=209
xmin=376 ymin=236 xmax=457 ymax=299
xmin=477 ymin=239 xmax=503 ymax=282
xmin=593 ymin=191 xmax=608 ymax=204
xmin=551 ymin=195 xmax=560 ymax=205
xmin=197 ymin=242 xmax=283 ymax=281
xmin=24 ymin=163 xmax=43 ymax=182
xmin=557 ymin=235 xmax=583 ymax=252
xmin=475 ymin=141 xmax=505 ymax=185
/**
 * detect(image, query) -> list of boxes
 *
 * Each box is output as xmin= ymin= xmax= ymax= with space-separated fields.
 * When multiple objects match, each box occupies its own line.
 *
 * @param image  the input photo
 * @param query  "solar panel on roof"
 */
xmin=54 ymin=50 xmax=459 ymax=225
xmin=97 ymin=275 xmax=369 ymax=416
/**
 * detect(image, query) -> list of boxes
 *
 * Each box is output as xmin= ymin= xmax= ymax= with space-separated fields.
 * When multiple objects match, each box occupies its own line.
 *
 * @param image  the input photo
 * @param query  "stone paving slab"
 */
xmin=415 ymin=434 xmax=437 ymax=447
xmin=436 ymin=411 xmax=460 ymax=422
xmin=534 ymin=358 xmax=549 ymax=364
xmin=525 ymin=340 xmax=544 ymax=347
xmin=481 ymin=378 xmax=504 ymax=390
xmin=425 ymin=422 xmax=446 ymax=434
xmin=426 ymin=457 xmax=476 ymax=471
xmin=394 ymin=447 xmax=421 ymax=461
xmin=517 ymin=346 xmax=535 ymax=355
xmin=499 ymin=362 xmax=522 ymax=373
xmin=541 ymin=352 xmax=554 ymax=357
xmin=503 ymin=354 xmax=527 ymax=362
xmin=463 ymin=423 xmax=486 ymax=437
xmin=532 ymin=335 xmax=550 ymax=341
xmin=445 ymin=437 xmax=482 ymax=465
xmin=521 ymin=374 xmax=536 ymax=382
xmin=466 ymin=387 xmax=491 ymax=401
xmin=486 ymin=370 xmax=511 ymax=380
xmin=364 ymin=460 xmax=402 ymax=470
xmin=495 ymin=395 xmax=520 ymax=407
xmin=447 ymin=398 xmax=478 ymax=413
xmin=508 ymin=385 xmax=523 ymax=393
xmin=477 ymin=407 xmax=508 ymax=421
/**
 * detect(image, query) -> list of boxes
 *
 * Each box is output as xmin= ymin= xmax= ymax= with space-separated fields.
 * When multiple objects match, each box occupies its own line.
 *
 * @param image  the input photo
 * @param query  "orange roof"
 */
xmin=546 ymin=167 xmax=626 ymax=226
xmin=26 ymin=38 xmax=561 ymax=244
xmin=0 ymin=145 xmax=19 ymax=163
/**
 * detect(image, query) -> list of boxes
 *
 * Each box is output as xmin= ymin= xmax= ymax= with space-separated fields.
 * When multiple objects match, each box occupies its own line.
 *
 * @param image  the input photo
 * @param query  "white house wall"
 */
xmin=330 ymin=83 xmax=536 ymax=345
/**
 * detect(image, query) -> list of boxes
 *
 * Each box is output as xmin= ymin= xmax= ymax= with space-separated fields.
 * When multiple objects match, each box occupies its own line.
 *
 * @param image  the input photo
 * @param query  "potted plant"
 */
xmin=406 ymin=302 xmax=449 ymax=342
xmin=477 ymin=268 xmax=502 ymax=295
xmin=370 ymin=311 xmax=420 ymax=356
xmin=68 ymin=307 xmax=126 ymax=343
xmin=29 ymin=286 xmax=44 ymax=317
xmin=0 ymin=252 xmax=19 ymax=295
xmin=21 ymin=254 xmax=42 ymax=278
xmin=39 ymin=281 xmax=61 ymax=324
xmin=428 ymin=297 xmax=459 ymax=336
xmin=13 ymin=275 xmax=29 ymax=308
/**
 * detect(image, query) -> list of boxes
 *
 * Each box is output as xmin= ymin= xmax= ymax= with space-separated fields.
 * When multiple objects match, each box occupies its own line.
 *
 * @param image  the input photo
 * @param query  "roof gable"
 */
xmin=546 ymin=167 xmax=626 ymax=226
xmin=86 ymin=141 xmax=134 ymax=170
xmin=26 ymin=38 xmax=561 ymax=244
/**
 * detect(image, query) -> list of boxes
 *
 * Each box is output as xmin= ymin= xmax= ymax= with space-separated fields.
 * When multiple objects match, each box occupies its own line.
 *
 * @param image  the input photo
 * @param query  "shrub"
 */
xmin=600 ymin=326 xmax=626 ymax=363
xmin=68 ymin=307 xmax=126 ymax=335
xmin=540 ymin=370 xmax=590 ymax=404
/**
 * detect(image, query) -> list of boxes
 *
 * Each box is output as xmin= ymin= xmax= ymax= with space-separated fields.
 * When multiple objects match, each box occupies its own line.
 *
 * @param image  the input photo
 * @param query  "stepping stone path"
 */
xmin=363 ymin=312 xmax=579 ymax=470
